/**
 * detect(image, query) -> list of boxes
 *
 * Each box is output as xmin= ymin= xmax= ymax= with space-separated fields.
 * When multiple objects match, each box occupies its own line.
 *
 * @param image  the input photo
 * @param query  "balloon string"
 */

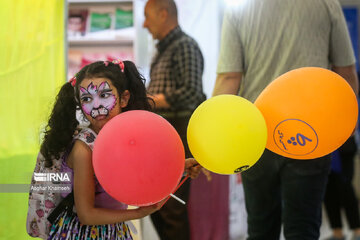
xmin=174 ymin=175 xmax=190 ymax=192
xmin=170 ymin=194 xmax=186 ymax=205
xmin=160 ymin=163 xmax=199 ymax=207
xmin=160 ymin=175 xmax=189 ymax=207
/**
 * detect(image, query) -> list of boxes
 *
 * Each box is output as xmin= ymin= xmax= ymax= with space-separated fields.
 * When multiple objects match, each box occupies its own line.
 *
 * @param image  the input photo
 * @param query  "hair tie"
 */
xmin=112 ymin=59 xmax=125 ymax=72
xmin=69 ymin=76 xmax=77 ymax=87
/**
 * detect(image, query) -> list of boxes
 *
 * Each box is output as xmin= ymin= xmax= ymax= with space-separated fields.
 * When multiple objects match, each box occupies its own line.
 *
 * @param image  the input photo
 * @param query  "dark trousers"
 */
xmin=324 ymin=136 xmax=360 ymax=229
xmin=242 ymin=149 xmax=331 ymax=240
xmin=150 ymin=115 xmax=192 ymax=240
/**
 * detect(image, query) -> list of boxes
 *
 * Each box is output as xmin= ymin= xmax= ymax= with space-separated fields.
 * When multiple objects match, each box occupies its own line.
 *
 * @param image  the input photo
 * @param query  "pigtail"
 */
xmin=122 ymin=61 xmax=154 ymax=111
xmin=40 ymin=82 xmax=79 ymax=167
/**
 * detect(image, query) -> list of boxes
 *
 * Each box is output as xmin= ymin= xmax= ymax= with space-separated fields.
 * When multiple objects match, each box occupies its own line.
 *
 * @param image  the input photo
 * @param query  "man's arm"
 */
xmin=162 ymin=41 xmax=205 ymax=110
xmin=332 ymin=64 xmax=359 ymax=97
xmin=332 ymin=64 xmax=359 ymax=135
xmin=149 ymin=41 xmax=204 ymax=110
xmin=212 ymin=72 xmax=242 ymax=96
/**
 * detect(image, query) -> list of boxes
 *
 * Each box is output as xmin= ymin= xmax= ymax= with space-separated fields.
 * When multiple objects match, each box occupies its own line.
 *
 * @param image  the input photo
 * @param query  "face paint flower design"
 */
xmin=80 ymin=81 xmax=117 ymax=119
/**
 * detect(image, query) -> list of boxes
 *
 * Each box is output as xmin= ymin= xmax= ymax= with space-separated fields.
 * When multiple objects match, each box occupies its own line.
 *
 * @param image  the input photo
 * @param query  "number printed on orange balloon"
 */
xmin=273 ymin=119 xmax=318 ymax=156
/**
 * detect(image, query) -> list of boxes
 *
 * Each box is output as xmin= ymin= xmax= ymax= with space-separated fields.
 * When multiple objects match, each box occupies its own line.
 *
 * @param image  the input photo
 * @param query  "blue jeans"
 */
xmin=242 ymin=149 xmax=331 ymax=240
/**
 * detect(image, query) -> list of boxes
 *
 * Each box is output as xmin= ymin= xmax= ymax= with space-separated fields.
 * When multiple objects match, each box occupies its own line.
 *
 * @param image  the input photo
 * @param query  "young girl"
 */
xmin=27 ymin=60 xmax=202 ymax=240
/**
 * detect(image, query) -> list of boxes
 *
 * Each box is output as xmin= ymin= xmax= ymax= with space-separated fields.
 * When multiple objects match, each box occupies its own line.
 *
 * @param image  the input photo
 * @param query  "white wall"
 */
xmin=175 ymin=0 xmax=223 ymax=98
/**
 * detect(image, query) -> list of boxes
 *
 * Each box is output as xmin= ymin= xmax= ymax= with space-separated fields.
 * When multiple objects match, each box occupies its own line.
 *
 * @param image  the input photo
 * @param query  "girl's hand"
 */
xmin=184 ymin=158 xmax=212 ymax=181
xmin=136 ymin=199 xmax=166 ymax=217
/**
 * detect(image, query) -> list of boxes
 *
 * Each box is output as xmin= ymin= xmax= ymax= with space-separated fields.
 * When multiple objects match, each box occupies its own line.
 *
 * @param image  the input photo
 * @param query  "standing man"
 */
xmin=213 ymin=0 xmax=359 ymax=240
xmin=143 ymin=0 xmax=206 ymax=239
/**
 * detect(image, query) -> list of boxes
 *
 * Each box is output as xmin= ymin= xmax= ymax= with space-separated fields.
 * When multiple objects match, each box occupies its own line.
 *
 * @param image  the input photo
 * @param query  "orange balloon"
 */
xmin=254 ymin=67 xmax=358 ymax=159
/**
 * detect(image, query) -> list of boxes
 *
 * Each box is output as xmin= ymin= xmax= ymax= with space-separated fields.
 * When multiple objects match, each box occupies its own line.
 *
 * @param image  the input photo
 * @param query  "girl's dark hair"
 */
xmin=40 ymin=82 xmax=78 ymax=167
xmin=41 ymin=60 xmax=153 ymax=167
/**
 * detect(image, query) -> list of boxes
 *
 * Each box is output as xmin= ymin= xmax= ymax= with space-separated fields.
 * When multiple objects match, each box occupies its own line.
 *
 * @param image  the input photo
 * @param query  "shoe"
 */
xmin=324 ymin=236 xmax=345 ymax=240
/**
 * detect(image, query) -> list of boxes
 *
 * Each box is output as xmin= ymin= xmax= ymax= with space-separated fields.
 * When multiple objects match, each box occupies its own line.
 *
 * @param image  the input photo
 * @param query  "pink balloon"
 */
xmin=92 ymin=110 xmax=185 ymax=206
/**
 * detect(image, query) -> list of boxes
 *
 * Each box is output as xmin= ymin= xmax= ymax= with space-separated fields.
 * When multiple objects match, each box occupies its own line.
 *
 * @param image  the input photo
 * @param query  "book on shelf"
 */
xmin=68 ymin=9 xmax=88 ymax=36
xmin=89 ymin=12 xmax=112 ymax=32
xmin=115 ymin=6 xmax=133 ymax=29
xmin=88 ymin=6 xmax=114 ymax=32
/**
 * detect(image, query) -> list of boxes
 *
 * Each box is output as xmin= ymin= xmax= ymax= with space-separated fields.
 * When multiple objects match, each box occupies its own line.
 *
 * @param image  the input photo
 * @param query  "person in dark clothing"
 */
xmin=324 ymin=136 xmax=360 ymax=240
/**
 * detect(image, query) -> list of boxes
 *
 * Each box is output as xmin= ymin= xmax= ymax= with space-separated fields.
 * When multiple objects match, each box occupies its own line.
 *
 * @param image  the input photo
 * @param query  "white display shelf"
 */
xmin=68 ymin=38 xmax=133 ymax=47
xmin=67 ymin=0 xmax=136 ymax=78
xmin=68 ymin=27 xmax=135 ymax=46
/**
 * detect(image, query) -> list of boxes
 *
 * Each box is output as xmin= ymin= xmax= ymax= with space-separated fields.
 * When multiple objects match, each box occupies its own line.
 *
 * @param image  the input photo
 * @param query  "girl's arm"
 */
xmin=68 ymin=140 xmax=162 ymax=225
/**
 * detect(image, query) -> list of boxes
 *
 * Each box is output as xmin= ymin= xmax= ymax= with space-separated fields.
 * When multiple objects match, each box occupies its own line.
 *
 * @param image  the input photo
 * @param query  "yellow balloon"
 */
xmin=187 ymin=95 xmax=267 ymax=174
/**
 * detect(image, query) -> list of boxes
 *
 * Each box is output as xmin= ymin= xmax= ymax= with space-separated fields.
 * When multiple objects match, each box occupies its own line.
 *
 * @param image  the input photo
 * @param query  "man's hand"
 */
xmin=184 ymin=158 xmax=212 ymax=181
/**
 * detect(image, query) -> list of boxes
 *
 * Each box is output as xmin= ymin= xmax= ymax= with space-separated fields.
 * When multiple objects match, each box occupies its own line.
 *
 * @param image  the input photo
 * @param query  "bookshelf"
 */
xmin=66 ymin=0 xmax=135 ymax=79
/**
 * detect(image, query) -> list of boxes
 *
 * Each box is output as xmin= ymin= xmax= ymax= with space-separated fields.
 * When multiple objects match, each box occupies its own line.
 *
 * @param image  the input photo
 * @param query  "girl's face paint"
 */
xmin=79 ymin=78 xmax=121 ymax=133
xmin=80 ymin=81 xmax=117 ymax=119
